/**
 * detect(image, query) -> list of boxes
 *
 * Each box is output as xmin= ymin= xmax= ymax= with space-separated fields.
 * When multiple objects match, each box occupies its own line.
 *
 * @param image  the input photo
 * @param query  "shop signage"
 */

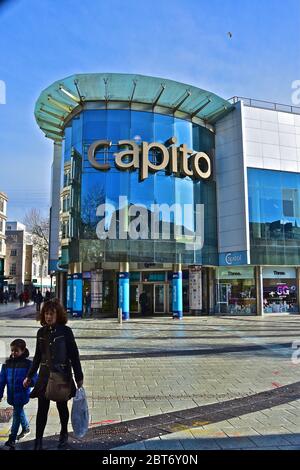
xmin=88 ymin=137 xmax=211 ymax=181
xmin=189 ymin=265 xmax=202 ymax=310
xmin=91 ymin=269 xmax=103 ymax=309
xmin=217 ymin=267 xmax=254 ymax=279
xmin=262 ymin=267 xmax=296 ymax=279
xmin=219 ymin=250 xmax=248 ymax=266
xmin=73 ymin=273 xmax=83 ymax=317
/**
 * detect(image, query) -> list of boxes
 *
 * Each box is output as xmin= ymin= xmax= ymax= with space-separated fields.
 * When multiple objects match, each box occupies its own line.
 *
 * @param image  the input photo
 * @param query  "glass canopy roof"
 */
xmin=34 ymin=73 xmax=233 ymax=141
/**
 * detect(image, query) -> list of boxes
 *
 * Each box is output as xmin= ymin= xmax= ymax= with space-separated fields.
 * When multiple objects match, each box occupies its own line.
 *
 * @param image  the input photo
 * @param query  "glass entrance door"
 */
xmin=154 ymin=284 xmax=165 ymax=313
xmin=216 ymin=283 xmax=231 ymax=313
xmin=130 ymin=284 xmax=139 ymax=312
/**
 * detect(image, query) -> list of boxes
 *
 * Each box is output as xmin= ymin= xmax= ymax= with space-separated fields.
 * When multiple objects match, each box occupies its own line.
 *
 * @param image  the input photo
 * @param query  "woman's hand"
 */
xmin=23 ymin=378 xmax=31 ymax=388
xmin=76 ymin=380 xmax=83 ymax=389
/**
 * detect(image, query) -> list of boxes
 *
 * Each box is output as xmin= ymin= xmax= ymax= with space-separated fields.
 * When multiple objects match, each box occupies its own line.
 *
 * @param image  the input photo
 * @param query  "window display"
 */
xmin=262 ymin=267 xmax=298 ymax=313
xmin=215 ymin=267 xmax=256 ymax=315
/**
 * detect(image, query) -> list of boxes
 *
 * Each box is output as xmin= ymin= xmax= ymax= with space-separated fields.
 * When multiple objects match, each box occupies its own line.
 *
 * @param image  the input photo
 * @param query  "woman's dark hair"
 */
xmin=10 ymin=339 xmax=29 ymax=357
xmin=40 ymin=299 xmax=68 ymax=326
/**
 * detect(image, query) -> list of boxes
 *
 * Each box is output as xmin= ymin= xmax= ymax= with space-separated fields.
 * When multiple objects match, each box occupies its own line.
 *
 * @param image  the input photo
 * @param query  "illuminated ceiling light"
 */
xmin=59 ymin=85 xmax=81 ymax=103
xmin=47 ymin=95 xmax=73 ymax=112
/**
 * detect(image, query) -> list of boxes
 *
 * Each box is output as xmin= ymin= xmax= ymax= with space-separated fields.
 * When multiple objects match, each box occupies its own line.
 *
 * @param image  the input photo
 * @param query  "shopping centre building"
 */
xmin=34 ymin=73 xmax=300 ymax=318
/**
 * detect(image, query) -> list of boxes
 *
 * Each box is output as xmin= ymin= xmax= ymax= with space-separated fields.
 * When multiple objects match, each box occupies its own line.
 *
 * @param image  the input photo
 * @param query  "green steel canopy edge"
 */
xmin=34 ymin=73 xmax=233 ymax=142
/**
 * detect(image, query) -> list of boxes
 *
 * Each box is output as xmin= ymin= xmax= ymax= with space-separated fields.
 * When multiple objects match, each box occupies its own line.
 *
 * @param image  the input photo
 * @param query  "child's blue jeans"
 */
xmin=10 ymin=405 xmax=29 ymax=441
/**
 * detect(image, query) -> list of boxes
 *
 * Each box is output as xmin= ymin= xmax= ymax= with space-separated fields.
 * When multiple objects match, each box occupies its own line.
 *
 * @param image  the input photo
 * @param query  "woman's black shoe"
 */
xmin=4 ymin=438 xmax=15 ymax=450
xmin=33 ymin=438 xmax=43 ymax=450
xmin=57 ymin=432 xmax=68 ymax=449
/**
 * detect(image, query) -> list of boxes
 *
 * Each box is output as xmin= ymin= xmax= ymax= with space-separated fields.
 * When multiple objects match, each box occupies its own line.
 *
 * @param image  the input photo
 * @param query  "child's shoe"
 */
xmin=16 ymin=428 xmax=31 ymax=440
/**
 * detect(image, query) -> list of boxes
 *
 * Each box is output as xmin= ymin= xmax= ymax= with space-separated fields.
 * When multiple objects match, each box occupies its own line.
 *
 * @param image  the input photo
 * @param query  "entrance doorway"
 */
xmin=142 ymin=284 xmax=154 ymax=314
xmin=138 ymin=283 xmax=167 ymax=314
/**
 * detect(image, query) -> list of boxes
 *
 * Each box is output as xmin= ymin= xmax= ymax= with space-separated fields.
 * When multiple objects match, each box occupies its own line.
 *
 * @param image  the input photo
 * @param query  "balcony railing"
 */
xmin=229 ymin=96 xmax=300 ymax=115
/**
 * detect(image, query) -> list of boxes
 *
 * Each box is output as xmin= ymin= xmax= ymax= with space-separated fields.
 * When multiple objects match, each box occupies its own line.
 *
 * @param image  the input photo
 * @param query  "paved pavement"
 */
xmin=0 ymin=308 xmax=300 ymax=450
xmin=0 ymin=302 xmax=35 ymax=318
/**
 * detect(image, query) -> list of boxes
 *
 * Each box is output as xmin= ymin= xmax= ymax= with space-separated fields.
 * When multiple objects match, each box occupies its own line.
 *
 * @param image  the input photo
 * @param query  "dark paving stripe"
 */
xmin=18 ymin=381 xmax=300 ymax=451
xmin=0 ymin=342 xmax=292 ymax=363
xmin=77 ymin=342 xmax=291 ymax=361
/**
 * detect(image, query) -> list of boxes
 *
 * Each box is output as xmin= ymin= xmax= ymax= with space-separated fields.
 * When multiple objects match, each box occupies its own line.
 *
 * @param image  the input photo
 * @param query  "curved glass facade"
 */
xmin=62 ymin=109 xmax=217 ymax=266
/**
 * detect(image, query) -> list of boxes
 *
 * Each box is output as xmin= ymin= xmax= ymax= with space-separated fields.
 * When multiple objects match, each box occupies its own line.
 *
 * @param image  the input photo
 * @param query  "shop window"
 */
xmin=263 ymin=268 xmax=298 ymax=313
xmin=215 ymin=268 xmax=256 ymax=315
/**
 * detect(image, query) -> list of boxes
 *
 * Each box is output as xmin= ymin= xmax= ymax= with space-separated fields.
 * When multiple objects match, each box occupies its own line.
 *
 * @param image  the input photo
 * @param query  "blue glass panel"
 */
xmin=64 ymin=125 xmax=72 ymax=162
xmin=65 ymin=109 xmax=217 ymax=264
xmin=154 ymin=114 xmax=174 ymax=142
xmin=72 ymin=114 xmax=83 ymax=154
xmin=174 ymin=117 xmax=193 ymax=148
xmin=248 ymin=168 xmax=300 ymax=265
xmin=130 ymin=111 xmax=153 ymax=141
xmin=107 ymin=110 xmax=130 ymax=141
xmin=83 ymin=110 xmax=107 ymax=141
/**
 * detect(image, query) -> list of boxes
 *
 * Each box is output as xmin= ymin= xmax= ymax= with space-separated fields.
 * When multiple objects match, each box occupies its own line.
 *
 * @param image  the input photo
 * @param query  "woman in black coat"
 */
xmin=24 ymin=299 xmax=84 ymax=450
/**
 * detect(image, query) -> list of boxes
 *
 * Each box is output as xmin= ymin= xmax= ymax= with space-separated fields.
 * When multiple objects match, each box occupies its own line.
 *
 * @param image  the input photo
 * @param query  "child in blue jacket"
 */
xmin=0 ymin=339 xmax=37 ymax=450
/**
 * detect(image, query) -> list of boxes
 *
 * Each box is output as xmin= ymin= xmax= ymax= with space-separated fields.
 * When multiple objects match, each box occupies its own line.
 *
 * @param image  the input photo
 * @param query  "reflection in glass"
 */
xmin=63 ymin=109 xmax=217 ymax=265
xmin=248 ymin=168 xmax=300 ymax=265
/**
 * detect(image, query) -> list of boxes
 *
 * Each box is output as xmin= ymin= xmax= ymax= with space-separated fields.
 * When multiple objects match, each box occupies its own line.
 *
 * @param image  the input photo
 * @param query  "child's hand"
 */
xmin=23 ymin=378 xmax=31 ymax=388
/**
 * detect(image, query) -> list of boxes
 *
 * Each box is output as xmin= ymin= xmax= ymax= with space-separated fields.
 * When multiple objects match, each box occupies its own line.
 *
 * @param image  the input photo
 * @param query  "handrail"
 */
xmin=228 ymin=96 xmax=300 ymax=115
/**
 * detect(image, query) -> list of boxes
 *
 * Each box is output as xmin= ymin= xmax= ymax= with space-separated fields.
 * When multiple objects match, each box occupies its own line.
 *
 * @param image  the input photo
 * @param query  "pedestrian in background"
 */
xmin=18 ymin=292 xmax=24 ymax=308
xmin=3 ymin=291 xmax=9 ymax=304
xmin=45 ymin=290 xmax=51 ymax=302
xmin=0 ymin=339 xmax=37 ymax=450
xmin=35 ymin=290 xmax=44 ymax=313
xmin=23 ymin=291 xmax=29 ymax=306
xmin=84 ymin=289 xmax=92 ymax=317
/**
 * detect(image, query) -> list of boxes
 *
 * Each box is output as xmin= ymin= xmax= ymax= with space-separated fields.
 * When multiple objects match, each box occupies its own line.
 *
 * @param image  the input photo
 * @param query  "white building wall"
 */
xmin=243 ymin=105 xmax=300 ymax=172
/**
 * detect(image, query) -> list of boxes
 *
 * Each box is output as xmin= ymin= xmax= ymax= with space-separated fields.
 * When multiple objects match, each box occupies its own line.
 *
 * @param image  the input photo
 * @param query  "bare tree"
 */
xmin=23 ymin=209 xmax=49 ymax=289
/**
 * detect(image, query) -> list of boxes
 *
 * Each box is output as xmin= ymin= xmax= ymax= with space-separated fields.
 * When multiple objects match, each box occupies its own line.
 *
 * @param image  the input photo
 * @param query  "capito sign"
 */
xmin=88 ymin=137 xmax=211 ymax=181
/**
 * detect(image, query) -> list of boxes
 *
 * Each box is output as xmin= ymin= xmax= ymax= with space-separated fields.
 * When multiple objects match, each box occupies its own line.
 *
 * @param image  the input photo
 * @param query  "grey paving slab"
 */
xmin=1 ymin=313 xmax=300 ymax=450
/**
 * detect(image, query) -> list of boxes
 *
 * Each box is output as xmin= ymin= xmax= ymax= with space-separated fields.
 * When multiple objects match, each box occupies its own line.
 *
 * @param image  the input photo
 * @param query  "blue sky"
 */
xmin=0 ymin=0 xmax=299 ymax=221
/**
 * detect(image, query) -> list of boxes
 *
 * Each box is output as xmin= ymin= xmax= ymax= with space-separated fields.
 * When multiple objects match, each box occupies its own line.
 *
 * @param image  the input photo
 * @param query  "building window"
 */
xmin=0 ymin=239 xmax=2 ymax=253
xmin=10 ymin=249 xmax=17 ymax=256
xmin=0 ymin=219 xmax=3 ymax=233
xmin=33 ymin=263 xmax=36 ymax=276
xmin=62 ymin=195 xmax=70 ymax=212
xmin=64 ymin=172 xmax=71 ymax=187
xmin=9 ymin=263 xmax=16 ymax=276
xmin=0 ymin=199 xmax=4 ymax=213
xmin=61 ymin=220 xmax=69 ymax=239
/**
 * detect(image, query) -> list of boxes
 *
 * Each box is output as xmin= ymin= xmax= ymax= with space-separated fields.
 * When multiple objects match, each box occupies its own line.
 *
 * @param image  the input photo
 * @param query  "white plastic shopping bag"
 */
xmin=71 ymin=387 xmax=89 ymax=438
